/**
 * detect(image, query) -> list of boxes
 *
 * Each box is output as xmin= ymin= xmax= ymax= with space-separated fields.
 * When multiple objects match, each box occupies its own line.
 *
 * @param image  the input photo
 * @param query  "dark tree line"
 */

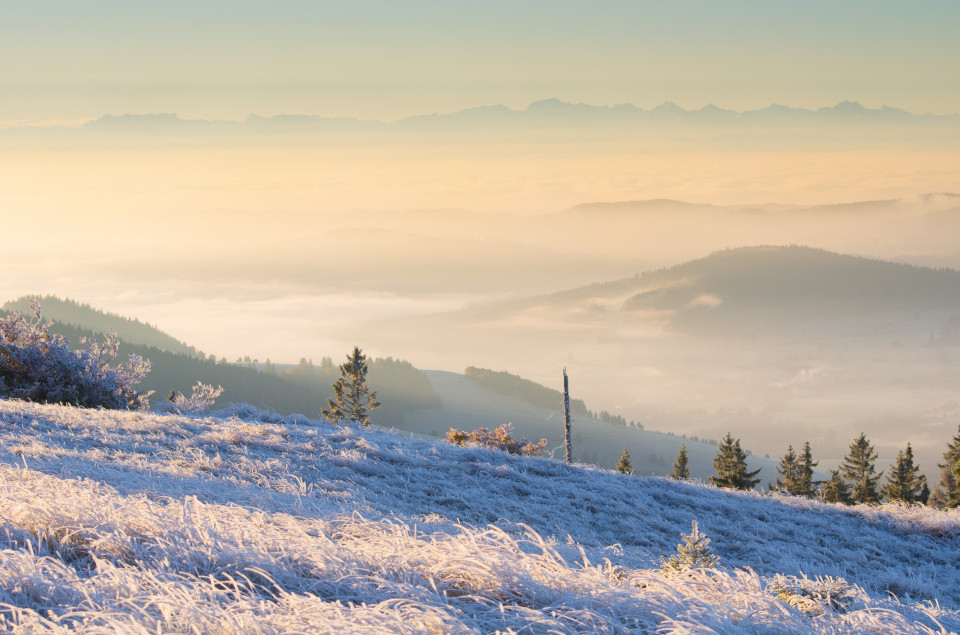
xmin=656 ymin=426 xmax=960 ymax=508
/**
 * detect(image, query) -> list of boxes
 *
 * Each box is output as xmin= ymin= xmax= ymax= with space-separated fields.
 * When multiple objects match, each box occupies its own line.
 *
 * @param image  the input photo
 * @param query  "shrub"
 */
xmin=0 ymin=300 xmax=151 ymax=409
xmin=445 ymin=423 xmax=548 ymax=457
xmin=766 ymin=574 xmax=862 ymax=614
xmin=156 ymin=381 xmax=224 ymax=414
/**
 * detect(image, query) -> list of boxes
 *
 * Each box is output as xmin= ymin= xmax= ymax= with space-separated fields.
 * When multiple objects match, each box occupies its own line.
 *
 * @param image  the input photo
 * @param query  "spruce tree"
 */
xmin=661 ymin=521 xmax=720 ymax=573
xmin=841 ymin=433 xmax=882 ymax=504
xmin=615 ymin=448 xmax=634 ymax=474
xmin=773 ymin=445 xmax=801 ymax=494
xmin=671 ymin=444 xmax=690 ymax=480
xmin=820 ymin=469 xmax=852 ymax=504
xmin=710 ymin=433 xmax=761 ymax=490
xmin=930 ymin=425 xmax=960 ymax=509
xmin=321 ymin=346 xmax=381 ymax=426
xmin=796 ymin=441 xmax=819 ymax=498
xmin=882 ymin=443 xmax=929 ymax=504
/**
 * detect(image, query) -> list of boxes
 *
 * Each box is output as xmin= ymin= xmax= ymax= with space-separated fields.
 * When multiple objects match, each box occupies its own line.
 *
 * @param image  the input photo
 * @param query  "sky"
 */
xmin=2 ymin=0 xmax=960 ymax=466
xmin=2 ymin=1 xmax=959 ymax=124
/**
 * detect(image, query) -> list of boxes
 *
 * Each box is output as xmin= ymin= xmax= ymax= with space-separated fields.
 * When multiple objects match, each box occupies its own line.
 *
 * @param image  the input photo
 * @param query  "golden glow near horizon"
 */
xmin=4 ymin=0 xmax=960 ymax=490
xmin=2 ymin=0 xmax=958 ymax=287
xmin=2 ymin=1 xmax=958 ymax=217
xmin=0 ymin=1 xmax=958 ymax=350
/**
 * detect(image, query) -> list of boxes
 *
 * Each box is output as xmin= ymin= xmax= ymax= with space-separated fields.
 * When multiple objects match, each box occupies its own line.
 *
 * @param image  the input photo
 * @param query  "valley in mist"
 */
xmin=4 ymin=100 xmax=960 ymax=479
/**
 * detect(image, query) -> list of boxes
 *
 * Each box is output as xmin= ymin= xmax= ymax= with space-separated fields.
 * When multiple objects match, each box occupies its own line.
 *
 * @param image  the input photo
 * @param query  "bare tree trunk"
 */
xmin=563 ymin=368 xmax=573 ymax=464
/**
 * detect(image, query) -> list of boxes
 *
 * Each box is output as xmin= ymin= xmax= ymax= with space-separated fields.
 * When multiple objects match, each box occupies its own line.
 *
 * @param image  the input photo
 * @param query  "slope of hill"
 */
xmin=0 ymin=298 xmax=441 ymax=426
xmin=362 ymin=246 xmax=960 ymax=478
xmin=0 ymin=400 xmax=957 ymax=632
xmin=386 ymin=245 xmax=960 ymax=334
xmin=4 ymin=294 xmax=735 ymax=476
xmin=463 ymin=366 xmax=590 ymax=416
xmin=2 ymin=295 xmax=197 ymax=355
xmin=623 ymin=245 xmax=960 ymax=334
xmin=406 ymin=370 xmax=760 ymax=482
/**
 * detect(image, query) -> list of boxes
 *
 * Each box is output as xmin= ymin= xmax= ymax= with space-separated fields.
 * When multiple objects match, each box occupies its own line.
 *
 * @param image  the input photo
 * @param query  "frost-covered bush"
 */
xmin=156 ymin=381 xmax=224 ymax=414
xmin=445 ymin=422 xmax=548 ymax=456
xmin=213 ymin=402 xmax=286 ymax=423
xmin=0 ymin=301 xmax=151 ymax=409
xmin=767 ymin=574 xmax=864 ymax=614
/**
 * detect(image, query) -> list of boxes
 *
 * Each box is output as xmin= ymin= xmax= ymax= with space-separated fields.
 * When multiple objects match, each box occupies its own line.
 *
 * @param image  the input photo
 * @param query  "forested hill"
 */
xmin=620 ymin=245 xmax=960 ymax=333
xmin=2 ymin=295 xmax=197 ymax=355
xmin=0 ymin=298 xmax=440 ymax=425
xmin=464 ymin=366 xmax=589 ymax=416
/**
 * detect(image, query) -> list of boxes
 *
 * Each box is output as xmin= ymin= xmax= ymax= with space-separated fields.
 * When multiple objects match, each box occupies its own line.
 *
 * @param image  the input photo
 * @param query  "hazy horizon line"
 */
xmin=4 ymin=97 xmax=959 ymax=131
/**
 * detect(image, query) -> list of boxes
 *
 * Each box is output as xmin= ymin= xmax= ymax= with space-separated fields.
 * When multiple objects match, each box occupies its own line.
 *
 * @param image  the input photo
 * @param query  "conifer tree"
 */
xmin=774 ymin=442 xmax=820 ymax=497
xmin=820 ymin=469 xmax=852 ymax=504
xmin=671 ymin=444 xmax=690 ymax=480
xmin=929 ymin=472 xmax=956 ymax=509
xmin=930 ymin=425 xmax=960 ymax=509
xmin=710 ymin=433 xmax=761 ymax=490
xmin=841 ymin=433 xmax=882 ymax=504
xmin=615 ymin=448 xmax=634 ymax=475
xmin=661 ymin=521 xmax=720 ymax=573
xmin=321 ymin=346 xmax=381 ymax=426
xmin=796 ymin=441 xmax=819 ymax=498
xmin=773 ymin=445 xmax=800 ymax=494
xmin=882 ymin=443 xmax=929 ymax=504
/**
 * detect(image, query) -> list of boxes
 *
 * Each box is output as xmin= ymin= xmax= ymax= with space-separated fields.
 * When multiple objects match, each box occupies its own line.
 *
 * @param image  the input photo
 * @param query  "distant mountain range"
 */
xmin=5 ymin=100 xmax=959 ymax=135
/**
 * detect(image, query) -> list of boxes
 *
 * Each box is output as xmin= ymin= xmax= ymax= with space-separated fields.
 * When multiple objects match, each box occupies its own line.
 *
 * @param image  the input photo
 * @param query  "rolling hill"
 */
xmin=621 ymin=245 xmax=960 ymax=335
xmin=370 ymin=245 xmax=960 ymax=349
xmin=1 ymin=295 xmax=732 ymax=479
xmin=2 ymin=295 xmax=197 ymax=355
xmin=0 ymin=399 xmax=957 ymax=632
xmin=412 ymin=369 xmax=763 ymax=482
xmin=362 ymin=246 xmax=960 ymax=478
xmin=0 ymin=296 xmax=440 ymax=427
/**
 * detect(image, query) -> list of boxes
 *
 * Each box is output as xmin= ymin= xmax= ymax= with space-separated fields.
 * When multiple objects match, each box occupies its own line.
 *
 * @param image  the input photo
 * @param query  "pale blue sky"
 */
xmin=2 ymin=1 xmax=959 ymax=121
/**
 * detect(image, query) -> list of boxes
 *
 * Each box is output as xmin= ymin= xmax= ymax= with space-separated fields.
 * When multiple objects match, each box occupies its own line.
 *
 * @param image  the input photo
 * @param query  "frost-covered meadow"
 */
xmin=1 ymin=399 xmax=959 ymax=633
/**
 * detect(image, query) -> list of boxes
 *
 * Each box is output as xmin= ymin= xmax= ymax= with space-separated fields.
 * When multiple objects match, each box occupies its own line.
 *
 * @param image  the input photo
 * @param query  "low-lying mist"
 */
xmin=4 ymin=109 xmax=960 ymax=480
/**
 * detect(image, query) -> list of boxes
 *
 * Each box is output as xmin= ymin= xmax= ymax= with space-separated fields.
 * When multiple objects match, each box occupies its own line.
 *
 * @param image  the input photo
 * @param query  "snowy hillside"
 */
xmin=409 ymin=370 xmax=778 ymax=482
xmin=1 ymin=399 xmax=959 ymax=633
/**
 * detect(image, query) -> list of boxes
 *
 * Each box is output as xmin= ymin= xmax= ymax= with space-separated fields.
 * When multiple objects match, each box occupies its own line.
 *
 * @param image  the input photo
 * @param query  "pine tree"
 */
xmin=796 ymin=441 xmax=819 ymax=498
xmin=671 ymin=444 xmax=690 ymax=480
xmin=321 ymin=346 xmax=381 ymax=426
xmin=615 ymin=448 xmax=634 ymax=474
xmin=661 ymin=521 xmax=720 ymax=573
xmin=929 ymin=471 xmax=956 ymax=509
xmin=820 ymin=469 xmax=852 ymax=504
xmin=841 ymin=433 xmax=882 ymax=504
xmin=773 ymin=445 xmax=800 ymax=494
xmin=710 ymin=433 xmax=761 ymax=490
xmin=930 ymin=425 xmax=960 ymax=509
xmin=775 ymin=443 xmax=820 ymax=497
xmin=882 ymin=443 xmax=929 ymax=504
